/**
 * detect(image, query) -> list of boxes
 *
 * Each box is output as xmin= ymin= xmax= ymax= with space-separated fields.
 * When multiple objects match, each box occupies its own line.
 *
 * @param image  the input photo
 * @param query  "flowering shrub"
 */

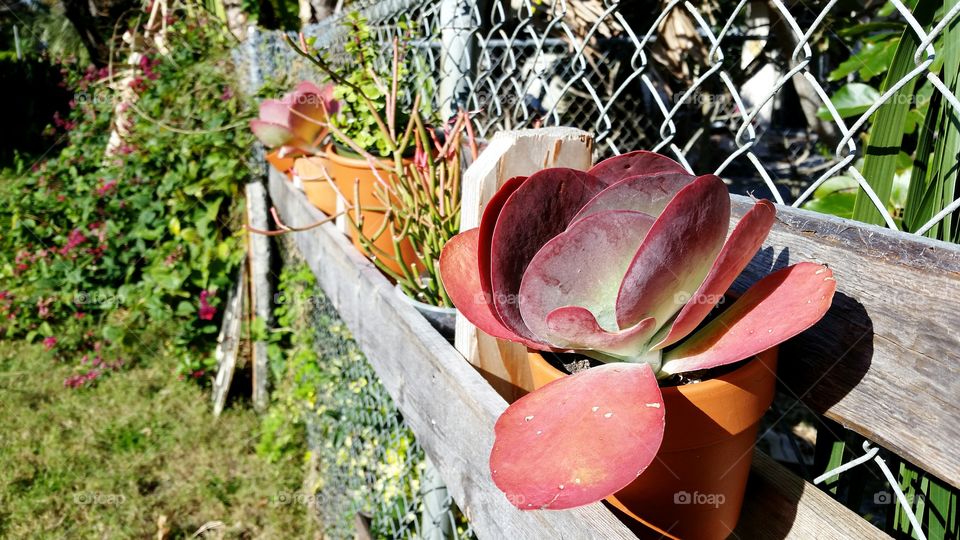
xmin=0 ymin=13 xmax=252 ymax=385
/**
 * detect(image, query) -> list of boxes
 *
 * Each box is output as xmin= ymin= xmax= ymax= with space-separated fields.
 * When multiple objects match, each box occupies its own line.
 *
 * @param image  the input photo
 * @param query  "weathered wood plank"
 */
xmin=212 ymin=265 xmax=246 ymax=417
xmin=736 ymin=451 xmax=890 ymax=539
xmin=729 ymin=197 xmax=960 ymax=488
xmin=268 ymin=168 xmax=638 ymax=539
xmin=246 ymin=182 xmax=272 ymax=412
xmin=456 ymin=127 xmax=594 ymax=402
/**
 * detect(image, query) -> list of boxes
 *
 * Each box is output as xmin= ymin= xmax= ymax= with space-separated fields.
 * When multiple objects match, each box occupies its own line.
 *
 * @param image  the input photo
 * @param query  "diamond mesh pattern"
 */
xmin=267 ymin=0 xmax=960 ymax=235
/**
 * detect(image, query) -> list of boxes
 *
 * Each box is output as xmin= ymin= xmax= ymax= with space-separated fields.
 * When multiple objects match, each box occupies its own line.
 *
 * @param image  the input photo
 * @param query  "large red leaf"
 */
xmin=438 ymin=229 xmax=552 ymax=350
xmin=477 ymin=175 xmax=528 ymax=305
xmin=490 ymin=169 xmax=605 ymax=341
xmin=660 ymin=262 xmax=837 ymax=375
xmin=518 ymin=210 xmax=655 ymax=343
xmin=546 ymin=307 xmax=658 ymax=357
xmin=570 ymin=172 xmax=698 ymax=226
xmin=653 ymin=199 xmax=776 ymax=349
xmin=615 ymin=175 xmax=731 ymax=330
xmin=490 ymin=362 xmax=665 ymax=510
xmin=587 ymin=150 xmax=688 ymax=186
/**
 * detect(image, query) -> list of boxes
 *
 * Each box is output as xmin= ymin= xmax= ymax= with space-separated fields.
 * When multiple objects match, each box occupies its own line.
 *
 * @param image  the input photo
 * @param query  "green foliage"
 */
xmin=851 ymin=0 xmax=936 ymax=226
xmin=817 ymin=83 xmax=881 ymax=120
xmin=0 ymin=12 xmax=253 ymax=385
xmin=809 ymin=0 xmax=959 ymax=239
xmin=326 ymin=12 xmax=413 ymax=156
xmin=903 ymin=1 xmax=960 ymax=242
xmin=257 ymin=264 xmax=323 ymax=462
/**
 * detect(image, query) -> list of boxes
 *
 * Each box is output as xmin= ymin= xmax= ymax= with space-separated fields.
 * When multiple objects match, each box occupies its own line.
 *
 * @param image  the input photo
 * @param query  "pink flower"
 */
xmin=37 ymin=297 xmax=53 ymax=319
xmin=198 ymin=290 xmax=216 ymax=321
xmin=75 ymin=312 xmax=86 ymax=319
xmin=59 ymin=228 xmax=87 ymax=255
xmin=96 ymin=180 xmax=117 ymax=196
xmin=43 ymin=336 xmax=57 ymax=350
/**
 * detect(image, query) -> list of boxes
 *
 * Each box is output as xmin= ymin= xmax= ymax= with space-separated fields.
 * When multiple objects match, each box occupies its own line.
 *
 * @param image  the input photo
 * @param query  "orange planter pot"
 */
xmin=292 ymin=155 xmax=340 ymax=216
xmin=323 ymin=144 xmax=418 ymax=276
xmin=518 ymin=350 xmax=777 ymax=540
xmin=265 ymin=149 xmax=296 ymax=177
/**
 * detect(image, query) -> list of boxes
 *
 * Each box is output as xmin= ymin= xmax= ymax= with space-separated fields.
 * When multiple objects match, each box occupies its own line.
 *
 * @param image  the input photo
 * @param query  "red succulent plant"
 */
xmin=438 ymin=151 xmax=837 ymax=511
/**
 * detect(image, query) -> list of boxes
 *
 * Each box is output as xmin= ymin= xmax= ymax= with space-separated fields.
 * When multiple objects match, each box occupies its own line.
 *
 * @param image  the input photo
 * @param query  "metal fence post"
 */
xmin=439 ymin=0 xmax=475 ymax=119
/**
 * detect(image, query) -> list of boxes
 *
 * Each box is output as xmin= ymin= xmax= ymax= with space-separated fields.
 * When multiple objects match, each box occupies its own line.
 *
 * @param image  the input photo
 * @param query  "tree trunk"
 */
xmin=62 ymin=0 xmax=138 ymax=66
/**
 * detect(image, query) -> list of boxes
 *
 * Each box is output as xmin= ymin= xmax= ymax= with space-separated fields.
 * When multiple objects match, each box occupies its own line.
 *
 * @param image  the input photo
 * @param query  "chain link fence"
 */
xmin=273 ymin=242 xmax=474 ymax=539
xmin=237 ymin=0 xmax=960 ymax=237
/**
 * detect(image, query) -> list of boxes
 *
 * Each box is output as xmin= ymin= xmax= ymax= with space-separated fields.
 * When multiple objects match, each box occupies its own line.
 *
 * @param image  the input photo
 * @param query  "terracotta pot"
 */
xmin=265 ymin=149 xmax=295 ymax=177
xmin=323 ymin=144 xmax=417 ymax=275
xmin=292 ymin=155 xmax=340 ymax=216
xmin=518 ymin=349 xmax=777 ymax=540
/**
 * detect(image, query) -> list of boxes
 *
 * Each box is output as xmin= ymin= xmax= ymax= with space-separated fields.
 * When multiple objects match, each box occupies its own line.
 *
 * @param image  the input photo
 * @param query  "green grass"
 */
xmin=0 ymin=341 xmax=317 ymax=539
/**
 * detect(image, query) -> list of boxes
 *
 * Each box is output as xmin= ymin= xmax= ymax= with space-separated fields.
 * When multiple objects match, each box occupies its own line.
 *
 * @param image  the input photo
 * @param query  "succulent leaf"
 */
xmin=660 ymin=262 xmax=837 ymax=375
xmin=258 ymin=99 xmax=290 ymax=125
xmin=587 ymin=150 xmax=688 ymax=186
xmin=545 ymin=307 xmax=658 ymax=357
xmin=653 ymin=199 xmax=777 ymax=349
xmin=570 ymin=172 xmax=699 ymax=225
xmin=519 ymin=210 xmax=655 ymax=341
xmin=438 ymin=229 xmax=553 ymax=350
xmin=288 ymin=82 xmax=336 ymax=148
xmin=249 ymin=120 xmax=293 ymax=148
xmin=489 ymin=168 xmax=605 ymax=341
xmin=251 ymin=82 xmax=338 ymax=154
xmin=490 ymin=362 xmax=665 ymax=510
xmin=478 ymin=175 xmax=528 ymax=303
xmin=615 ymin=174 xmax=731 ymax=331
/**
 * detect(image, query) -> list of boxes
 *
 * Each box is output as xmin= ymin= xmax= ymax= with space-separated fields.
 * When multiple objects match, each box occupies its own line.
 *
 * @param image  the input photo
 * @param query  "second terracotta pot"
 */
xmin=323 ymin=144 xmax=417 ymax=276
xmin=292 ymin=155 xmax=340 ymax=216
xmin=514 ymin=350 xmax=777 ymax=540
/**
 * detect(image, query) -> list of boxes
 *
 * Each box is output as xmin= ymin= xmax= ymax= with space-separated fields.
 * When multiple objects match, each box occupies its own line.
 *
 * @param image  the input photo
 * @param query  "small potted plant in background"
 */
xmin=280 ymin=14 xmax=426 ymax=275
xmin=250 ymin=81 xmax=341 ymax=215
xmin=281 ymin=14 xmax=475 ymax=291
xmin=357 ymin=104 xmax=477 ymax=339
xmin=439 ymin=151 xmax=837 ymax=538
xmin=304 ymin=53 xmax=478 ymax=338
